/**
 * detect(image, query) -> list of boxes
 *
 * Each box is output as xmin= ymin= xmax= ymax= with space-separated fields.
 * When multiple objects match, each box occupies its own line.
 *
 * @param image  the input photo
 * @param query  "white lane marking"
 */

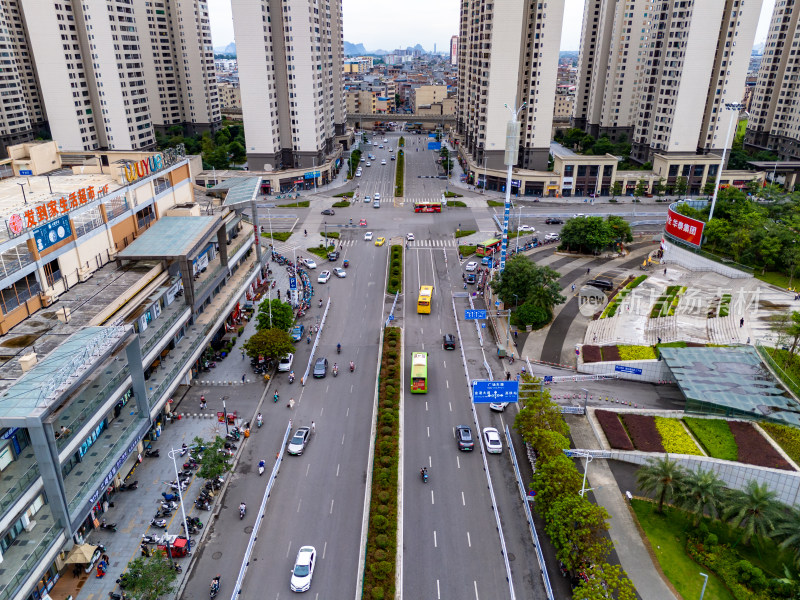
xmin=336 ymin=464 xmax=340 ymax=477
xmin=322 ymin=541 xmax=327 ymax=559
xmin=449 ymin=401 xmax=453 ymax=412
xmin=443 ymin=360 xmax=446 ymax=369
xmin=474 ymin=580 xmax=479 ymax=599
xmin=428 ymin=456 xmax=432 ymax=468
xmin=467 ymin=531 xmax=471 ymax=547
xmin=456 ymin=456 xmax=461 ymax=469
xmin=425 ymin=401 xmax=429 ymax=412
xmin=431 ymin=489 xmax=435 ymax=505
xmin=330 ymin=499 xmax=334 ymax=514
xmin=341 ymin=434 xmax=346 ymax=445
xmin=286 ymin=541 xmax=292 ymax=557
xmin=433 ymin=530 xmax=438 ymax=548
xmin=437 ymin=579 xmax=441 ymax=599
xmin=319 ymin=406 xmax=324 ymax=416
xmin=427 ymin=426 xmax=430 ymax=438
xmin=305 ymin=463 xmax=310 ymax=477
xmin=350 ymin=384 xmax=353 ymax=393
xmin=346 ymin=407 xmax=349 ymax=417
xmin=446 ymin=380 xmax=449 ymax=389
xmin=462 ymin=491 xmax=466 ymax=506
xmin=297 ymin=499 xmax=302 ymax=513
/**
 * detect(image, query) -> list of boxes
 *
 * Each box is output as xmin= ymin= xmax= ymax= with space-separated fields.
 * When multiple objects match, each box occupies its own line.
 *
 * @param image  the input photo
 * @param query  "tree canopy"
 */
xmin=559 ymin=215 xmax=632 ymax=254
xmin=255 ymin=298 xmax=295 ymax=332
xmin=192 ymin=435 xmax=233 ymax=481
xmin=121 ymin=554 xmax=178 ymax=600
xmin=488 ymin=257 xmax=565 ymax=327
xmin=242 ymin=328 xmax=295 ymax=361
xmin=155 ymin=122 xmax=246 ymax=171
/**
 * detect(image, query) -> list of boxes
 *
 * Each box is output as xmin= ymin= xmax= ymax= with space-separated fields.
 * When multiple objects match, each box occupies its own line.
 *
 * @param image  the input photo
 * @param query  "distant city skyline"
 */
xmin=208 ymin=0 xmax=775 ymax=53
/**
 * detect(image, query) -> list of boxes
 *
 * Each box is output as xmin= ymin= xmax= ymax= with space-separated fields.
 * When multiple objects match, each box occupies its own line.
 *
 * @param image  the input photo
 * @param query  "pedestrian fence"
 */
xmin=229 ymin=421 xmax=293 ymax=600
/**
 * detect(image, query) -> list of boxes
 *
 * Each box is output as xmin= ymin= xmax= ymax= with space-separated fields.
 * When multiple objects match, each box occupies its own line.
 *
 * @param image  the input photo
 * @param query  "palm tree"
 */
xmin=636 ymin=455 xmax=685 ymax=513
xmin=723 ymin=480 xmax=783 ymax=546
xmin=776 ymin=508 xmax=800 ymax=566
xmin=677 ymin=468 xmax=726 ymax=526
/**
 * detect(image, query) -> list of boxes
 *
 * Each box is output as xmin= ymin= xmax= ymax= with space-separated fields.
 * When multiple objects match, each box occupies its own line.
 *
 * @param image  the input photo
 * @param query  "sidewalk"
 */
xmin=566 ymin=414 xmax=678 ymax=600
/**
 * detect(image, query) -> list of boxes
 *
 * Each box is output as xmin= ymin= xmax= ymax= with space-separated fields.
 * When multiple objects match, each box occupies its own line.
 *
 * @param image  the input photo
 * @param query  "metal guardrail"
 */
xmin=505 ymin=427 xmax=555 ymax=600
xmin=229 ymin=421 xmax=293 ymax=600
xmin=755 ymin=341 xmax=800 ymax=401
xmin=303 ymin=297 xmax=330 ymax=385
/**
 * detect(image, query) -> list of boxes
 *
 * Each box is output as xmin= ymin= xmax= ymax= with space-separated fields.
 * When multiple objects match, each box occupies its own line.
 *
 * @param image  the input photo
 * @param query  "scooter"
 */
xmin=239 ymin=505 xmax=246 ymax=520
xmin=144 ymin=448 xmax=160 ymax=458
xmin=288 ymin=372 xmax=295 ymax=384
xmin=223 ymin=441 xmax=237 ymax=451
xmin=421 ymin=469 xmax=428 ymax=483
xmin=332 ymin=366 xmax=338 ymax=377
xmin=350 ymin=362 xmax=355 ymax=373
xmin=154 ymin=508 xmax=172 ymax=519
xmin=119 ymin=480 xmax=138 ymax=491
xmin=210 ymin=576 xmax=221 ymax=598
xmin=258 ymin=460 xmax=265 ymax=476
xmin=180 ymin=444 xmax=189 ymax=457
xmin=142 ymin=533 xmax=163 ymax=545
xmin=150 ymin=518 xmax=168 ymax=529
xmin=256 ymin=414 xmax=263 ymax=428
xmin=100 ymin=519 xmax=117 ymax=532
xmin=183 ymin=460 xmax=198 ymax=470
xmin=195 ymin=499 xmax=211 ymax=511
xmin=273 ymin=392 xmax=279 ymax=403
xmin=109 ymin=591 xmax=128 ymax=599
xmin=158 ymin=499 xmax=178 ymax=511
xmin=187 ymin=516 xmax=204 ymax=528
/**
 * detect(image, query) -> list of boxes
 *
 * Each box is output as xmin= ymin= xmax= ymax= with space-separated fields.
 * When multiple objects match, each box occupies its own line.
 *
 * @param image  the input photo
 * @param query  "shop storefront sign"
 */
xmin=166 ymin=280 xmax=183 ymax=305
xmin=666 ymin=205 xmax=704 ymax=247
xmin=2 ymin=427 xmax=20 ymax=440
xmin=9 ymin=185 xmax=111 ymax=236
xmin=88 ymin=435 xmax=143 ymax=507
xmin=33 ymin=215 xmax=72 ymax=252
xmin=122 ymin=144 xmax=186 ymax=184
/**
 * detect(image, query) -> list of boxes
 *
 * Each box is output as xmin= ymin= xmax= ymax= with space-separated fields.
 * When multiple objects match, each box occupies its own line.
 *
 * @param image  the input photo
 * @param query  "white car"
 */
xmin=381 ymin=159 xmax=386 ymax=165
xmin=360 ymin=157 xmax=365 ymax=162
xmin=389 ymin=147 xmax=393 ymax=152
xmin=406 ymin=233 xmax=415 ymax=241
xmin=302 ymin=258 xmax=317 ymax=269
xmin=383 ymin=138 xmax=388 ymax=143
xmin=573 ymin=213 xmax=585 ymax=218
xmin=364 ymin=231 xmax=374 ymax=241
xmin=374 ymin=192 xmax=380 ymax=201
xmin=333 ymin=267 xmax=346 ymax=278
xmin=364 ymin=195 xmax=370 ymax=203
xmin=483 ymin=427 xmax=503 ymax=454
xmin=366 ymin=161 xmax=371 ymax=167
xmin=489 ymin=402 xmax=509 ymax=412
xmin=378 ymin=145 xmax=384 ymax=149
xmin=545 ymin=232 xmax=560 ymax=242
xmin=465 ymin=261 xmax=478 ymax=272
xmin=290 ymin=545 xmax=316 ymax=592
xmin=317 ymin=270 xmax=331 ymax=283
xmin=278 ymin=353 xmax=294 ymax=372
xmin=519 ymin=225 xmax=535 ymax=232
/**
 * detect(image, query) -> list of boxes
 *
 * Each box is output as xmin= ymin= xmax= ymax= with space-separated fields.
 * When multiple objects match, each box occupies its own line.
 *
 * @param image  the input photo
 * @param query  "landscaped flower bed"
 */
xmin=621 ymin=414 xmax=665 ymax=452
xmin=602 ymin=345 xmax=621 ymax=361
xmin=654 ymin=417 xmax=702 ymax=455
xmin=760 ymin=422 xmax=800 ymax=465
xmin=595 ymin=410 xmax=634 ymax=450
xmin=683 ymin=418 xmax=738 ymax=461
xmin=728 ymin=421 xmax=792 ymax=471
xmin=581 ymin=345 xmax=602 ymax=363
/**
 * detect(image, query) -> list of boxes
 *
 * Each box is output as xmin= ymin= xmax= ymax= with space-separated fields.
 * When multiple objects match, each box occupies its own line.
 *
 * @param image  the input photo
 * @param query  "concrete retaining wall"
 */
xmin=661 ymin=239 xmax=752 ymax=279
xmin=578 ymin=357 xmax=673 ymax=383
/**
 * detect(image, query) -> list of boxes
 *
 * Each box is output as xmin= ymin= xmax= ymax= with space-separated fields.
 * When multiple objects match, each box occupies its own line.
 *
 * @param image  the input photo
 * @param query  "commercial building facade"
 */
xmin=573 ymin=0 xmax=761 ymax=164
xmin=0 ymin=143 xmax=263 ymax=600
xmin=456 ymin=0 xmax=563 ymax=171
xmin=745 ymin=1 xmax=800 ymax=160
xmin=232 ymin=0 xmax=347 ymax=171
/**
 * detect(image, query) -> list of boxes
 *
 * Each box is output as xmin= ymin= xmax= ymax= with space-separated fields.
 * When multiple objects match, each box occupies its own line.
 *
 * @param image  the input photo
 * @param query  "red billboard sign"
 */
xmin=666 ymin=207 xmax=704 ymax=247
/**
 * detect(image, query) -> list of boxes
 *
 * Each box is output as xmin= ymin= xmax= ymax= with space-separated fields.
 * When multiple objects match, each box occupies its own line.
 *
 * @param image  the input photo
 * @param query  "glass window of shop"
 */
xmin=42 ymin=258 xmax=62 ymax=288
xmin=0 ymin=493 xmax=46 ymax=552
xmin=103 ymin=195 xmax=129 ymax=221
xmin=0 ymin=272 xmax=41 ymax=314
xmin=27 ymin=563 xmax=59 ymax=600
xmin=73 ymin=206 xmax=104 ymax=237
xmin=154 ymin=175 xmax=171 ymax=195
xmin=0 ymin=242 xmax=35 ymax=280
xmin=0 ymin=427 xmax=31 ymax=470
xmin=136 ymin=205 xmax=156 ymax=230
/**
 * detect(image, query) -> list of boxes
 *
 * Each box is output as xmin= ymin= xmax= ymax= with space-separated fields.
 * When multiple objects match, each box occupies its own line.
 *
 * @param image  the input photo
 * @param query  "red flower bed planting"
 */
xmin=582 ymin=345 xmax=602 ymax=363
xmin=621 ymin=414 xmax=665 ymax=452
xmin=602 ymin=345 xmax=621 ymax=361
xmin=728 ymin=421 xmax=793 ymax=471
xmin=596 ymin=410 xmax=634 ymax=450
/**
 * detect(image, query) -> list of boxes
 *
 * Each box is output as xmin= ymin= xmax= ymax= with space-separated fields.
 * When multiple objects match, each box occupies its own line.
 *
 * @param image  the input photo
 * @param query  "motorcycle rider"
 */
xmin=239 ymin=502 xmax=246 ymax=517
xmin=211 ymin=575 xmax=221 ymax=592
xmin=337 ymin=343 xmax=341 ymax=354
xmin=256 ymin=413 xmax=263 ymax=427
xmin=333 ymin=362 xmax=338 ymax=373
xmin=349 ymin=360 xmax=355 ymax=371
xmin=258 ymin=459 xmax=265 ymax=475
xmin=273 ymin=391 xmax=279 ymax=403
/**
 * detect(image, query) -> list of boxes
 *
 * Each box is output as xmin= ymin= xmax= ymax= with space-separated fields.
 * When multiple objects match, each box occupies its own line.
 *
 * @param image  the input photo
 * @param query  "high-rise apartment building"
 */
xmin=745 ymin=1 xmax=800 ymax=160
xmin=232 ymin=0 xmax=346 ymax=171
xmin=450 ymin=35 xmax=458 ymax=66
xmin=574 ymin=0 xmax=761 ymax=164
xmin=456 ymin=0 xmax=563 ymax=171
xmin=1 ymin=0 xmax=220 ymax=155
xmin=0 ymin=0 xmax=47 ymax=157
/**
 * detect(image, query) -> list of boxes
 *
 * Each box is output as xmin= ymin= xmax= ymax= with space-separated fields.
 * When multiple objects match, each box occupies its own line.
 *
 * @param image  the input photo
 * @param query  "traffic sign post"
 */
xmin=464 ymin=309 xmax=487 ymax=320
xmin=289 ymin=277 xmax=297 ymax=290
xmin=471 ymin=380 xmax=519 ymax=404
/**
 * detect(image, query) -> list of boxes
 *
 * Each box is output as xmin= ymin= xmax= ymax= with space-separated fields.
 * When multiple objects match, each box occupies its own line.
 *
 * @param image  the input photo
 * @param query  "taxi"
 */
xmin=374 ymin=237 xmax=386 ymax=246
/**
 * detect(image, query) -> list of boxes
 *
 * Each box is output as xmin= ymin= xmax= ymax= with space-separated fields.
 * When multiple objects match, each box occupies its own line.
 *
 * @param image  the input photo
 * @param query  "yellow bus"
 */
xmin=417 ymin=285 xmax=433 ymax=314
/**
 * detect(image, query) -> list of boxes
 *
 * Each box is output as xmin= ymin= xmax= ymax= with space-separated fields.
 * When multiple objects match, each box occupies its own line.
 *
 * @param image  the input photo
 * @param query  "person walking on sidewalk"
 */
xmin=242 ymin=373 xmax=246 ymax=384
xmin=241 ymin=348 xmax=245 ymax=360
xmin=200 ymin=396 xmax=207 ymax=410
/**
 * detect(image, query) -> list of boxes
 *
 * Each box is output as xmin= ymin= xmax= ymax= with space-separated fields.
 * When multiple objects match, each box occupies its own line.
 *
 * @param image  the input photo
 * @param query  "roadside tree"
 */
xmin=489 ymin=257 xmax=565 ymax=321
xmin=544 ymin=495 xmax=612 ymax=572
xmin=193 ymin=435 xmax=232 ymax=481
xmin=636 ymin=455 xmax=684 ymax=513
xmin=724 ymin=480 xmax=783 ymax=546
xmin=242 ymin=328 xmax=295 ymax=362
xmin=559 ymin=216 xmax=612 ymax=254
xmin=122 ymin=554 xmax=179 ymax=600
xmin=571 ymin=563 xmax=637 ymax=600
xmin=256 ymin=298 xmax=294 ymax=331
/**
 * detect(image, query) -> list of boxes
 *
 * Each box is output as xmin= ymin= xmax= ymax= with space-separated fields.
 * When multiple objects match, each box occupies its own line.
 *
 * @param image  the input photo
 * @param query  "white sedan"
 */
xmin=406 ymin=233 xmax=415 ymax=241
xmin=302 ymin=258 xmax=317 ymax=269
xmin=519 ymin=225 xmax=535 ymax=232
xmin=317 ymin=270 xmax=331 ymax=283
xmin=366 ymin=162 xmax=371 ymax=167
xmin=278 ymin=353 xmax=294 ymax=372
xmin=374 ymin=192 xmax=381 ymax=201
xmin=465 ymin=261 xmax=478 ymax=272
xmin=381 ymin=159 xmax=386 ymax=165
xmin=333 ymin=267 xmax=346 ymax=278
xmin=290 ymin=546 xmax=316 ymax=592
xmin=364 ymin=231 xmax=374 ymax=241
xmin=483 ymin=427 xmax=503 ymax=454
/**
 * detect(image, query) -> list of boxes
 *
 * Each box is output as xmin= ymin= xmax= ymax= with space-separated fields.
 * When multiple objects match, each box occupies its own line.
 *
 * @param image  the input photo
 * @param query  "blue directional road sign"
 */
xmin=464 ymin=309 xmax=487 ymax=320
xmin=289 ymin=277 xmax=297 ymax=290
xmin=472 ymin=380 xmax=519 ymax=404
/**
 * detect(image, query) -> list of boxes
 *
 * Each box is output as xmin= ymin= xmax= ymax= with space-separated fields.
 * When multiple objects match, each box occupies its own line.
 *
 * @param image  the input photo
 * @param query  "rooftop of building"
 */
xmin=117 ymin=216 xmax=222 ymax=260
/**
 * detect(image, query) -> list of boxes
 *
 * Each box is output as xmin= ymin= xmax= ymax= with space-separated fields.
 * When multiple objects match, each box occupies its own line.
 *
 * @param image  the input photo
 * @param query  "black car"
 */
xmin=321 ymin=209 xmax=335 ymax=216
xmin=465 ymin=273 xmax=476 ymax=285
xmin=328 ymin=251 xmax=340 ymax=261
xmin=313 ymin=357 xmax=328 ymax=378
xmin=545 ymin=217 xmax=564 ymax=224
xmin=443 ymin=334 xmax=456 ymax=350
xmin=456 ymin=425 xmax=474 ymax=451
xmin=585 ymin=278 xmax=614 ymax=292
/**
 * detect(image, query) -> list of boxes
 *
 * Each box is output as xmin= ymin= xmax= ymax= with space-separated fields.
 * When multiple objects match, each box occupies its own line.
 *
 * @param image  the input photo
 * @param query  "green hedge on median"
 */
xmin=387 ymin=245 xmax=403 ymax=294
xmin=395 ymin=151 xmax=404 ymax=197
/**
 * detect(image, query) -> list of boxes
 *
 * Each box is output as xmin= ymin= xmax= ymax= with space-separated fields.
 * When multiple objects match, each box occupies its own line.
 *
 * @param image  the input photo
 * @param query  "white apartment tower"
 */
xmin=9 ymin=0 xmax=219 ymax=154
xmin=232 ymin=0 xmax=346 ymax=171
xmin=573 ymin=0 xmax=762 ymax=164
xmin=456 ymin=0 xmax=564 ymax=171
xmin=0 ymin=0 xmax=47 ymax=156
xmin=745 ymin=0 xmax=800 ymax=160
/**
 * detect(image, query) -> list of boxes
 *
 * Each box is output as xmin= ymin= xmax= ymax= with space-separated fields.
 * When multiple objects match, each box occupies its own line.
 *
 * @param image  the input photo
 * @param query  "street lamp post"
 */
xmin=16 ymin=182 xmax=27 ymax=205
xmin=708 ymin=102 xmax=745 ymax=223
xmin=167 ymin=446 xmax=193 ymax=554
xmin=222 ymin=396 xmax=230 ymax=435
xmin=500 ymin=102 xmax=525 ymax=273
xmin=699 ymin=573 xmax=709 ymax=600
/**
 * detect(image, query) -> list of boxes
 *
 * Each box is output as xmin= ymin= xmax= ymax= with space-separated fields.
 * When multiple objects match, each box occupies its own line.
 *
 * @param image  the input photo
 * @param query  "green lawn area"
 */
xmin=331 ymin=200 xmax=350 ymax=208
xmin=307 ymin=245 xmax=335 ymax=259
xmin=260 ymin=231 xmax=292 ymax=242
xmin=632 ymin=500 xmax=735 ymax=600
xmin=487 ymin=200 xmax=505 ymax=207
xmin=755 ymin=270 xmax=794 ymax=290
xmin=458 ymin=245 xmax=477 ymax=257
xmin=277 ymin=200 xmax=310 ymax=208
xmin=454 ymin=229 xmax=476 ymax=239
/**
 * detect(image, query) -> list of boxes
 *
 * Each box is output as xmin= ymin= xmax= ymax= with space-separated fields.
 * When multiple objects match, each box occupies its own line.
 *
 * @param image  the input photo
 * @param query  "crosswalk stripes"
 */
xmin=407 ymin=239 xmax=456 ymax=247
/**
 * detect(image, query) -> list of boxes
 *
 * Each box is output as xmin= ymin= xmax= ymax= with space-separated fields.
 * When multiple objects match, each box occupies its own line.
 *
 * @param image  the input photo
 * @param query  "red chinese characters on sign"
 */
xmin=8 ymin=184 xmax=111 ymax=236
xmin=666 ymin=207 xmax=705 ymax=247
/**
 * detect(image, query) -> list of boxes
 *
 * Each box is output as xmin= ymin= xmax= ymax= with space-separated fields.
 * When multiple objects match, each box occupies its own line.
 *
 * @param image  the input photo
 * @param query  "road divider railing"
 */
xmin=505 ymin=424 xmax=555 ymax=600
xmin=301 ymin=297 xmax=330 ymax=385
xmin=229 ymin=421 xmax=293 ymax=600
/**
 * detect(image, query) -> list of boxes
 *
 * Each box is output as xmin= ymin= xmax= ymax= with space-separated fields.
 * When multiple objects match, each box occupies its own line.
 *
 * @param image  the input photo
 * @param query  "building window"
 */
xmin=0 ymin=272 xmax=41 ymax=315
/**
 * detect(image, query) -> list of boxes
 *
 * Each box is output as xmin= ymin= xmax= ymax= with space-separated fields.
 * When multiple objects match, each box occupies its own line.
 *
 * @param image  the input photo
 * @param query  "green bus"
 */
xmin=476 ymin=238 xmax=502 ymax=256
xmin=410 ymin=352 xmax=428 ymax=393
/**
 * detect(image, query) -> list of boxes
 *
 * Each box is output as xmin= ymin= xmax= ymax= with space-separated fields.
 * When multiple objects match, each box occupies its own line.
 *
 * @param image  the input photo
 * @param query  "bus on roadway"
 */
xmin=417 ymin=285 xmax=433 ymax=314
xmin=410 ymin=352 xmax=428 ymax=393
xmin=413 ymin=200 xmax=442 ymax=213
xmin=476 ymin=238 xmax=502 ymax=256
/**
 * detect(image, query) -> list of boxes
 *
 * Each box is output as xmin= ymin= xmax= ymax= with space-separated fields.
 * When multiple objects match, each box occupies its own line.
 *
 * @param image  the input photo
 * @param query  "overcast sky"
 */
xmin=208 ymin=0 xmax=775 ymax=53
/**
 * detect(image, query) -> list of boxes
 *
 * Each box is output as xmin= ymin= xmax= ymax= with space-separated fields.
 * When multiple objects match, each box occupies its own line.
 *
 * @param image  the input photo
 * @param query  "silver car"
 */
xmin=287 ymin=427 xmax=311 ymax=455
